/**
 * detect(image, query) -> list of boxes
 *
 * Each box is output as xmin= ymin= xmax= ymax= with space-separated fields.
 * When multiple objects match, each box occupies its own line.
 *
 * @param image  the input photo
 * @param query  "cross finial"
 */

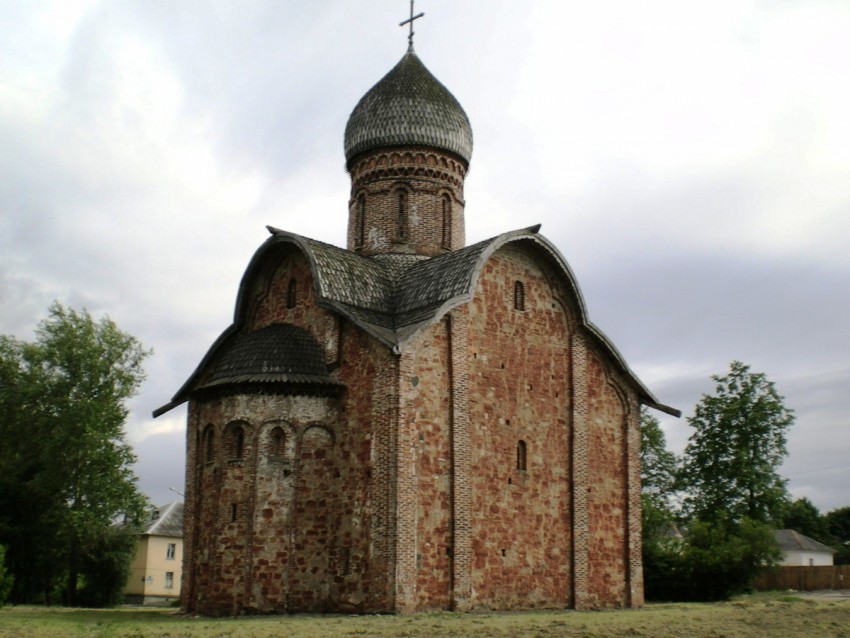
xmin=399 ymin=0 xmax=425 ymax=50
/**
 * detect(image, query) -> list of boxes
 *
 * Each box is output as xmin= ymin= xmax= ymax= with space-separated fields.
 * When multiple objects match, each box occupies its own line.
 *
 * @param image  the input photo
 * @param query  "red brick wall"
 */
xmin=397 ymin=319 xmax=454 ymax=611
xmin=182 ymin=239 xmax=645 ymax=615
xmin=585 ymin=352 xmax=629 ymax=608
xmin=182 ymin=247 xmax=399 ymax=615
xmin=346 ymin=147 xmax=466 ymax=257
xmin=465 ymin=246 xmax=574 ymax=610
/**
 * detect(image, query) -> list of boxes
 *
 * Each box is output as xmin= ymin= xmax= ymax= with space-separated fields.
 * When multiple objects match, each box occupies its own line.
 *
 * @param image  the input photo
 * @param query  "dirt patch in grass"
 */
xmin=1 ymin=594 xmax=848 ymax=638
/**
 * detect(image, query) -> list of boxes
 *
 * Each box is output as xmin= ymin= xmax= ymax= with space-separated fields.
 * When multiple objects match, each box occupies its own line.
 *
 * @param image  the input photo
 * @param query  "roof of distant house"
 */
xmin=143 ymin=501 xmax=183 ymax=538
xmin=774 ymin=529 xmax=836 ymax=554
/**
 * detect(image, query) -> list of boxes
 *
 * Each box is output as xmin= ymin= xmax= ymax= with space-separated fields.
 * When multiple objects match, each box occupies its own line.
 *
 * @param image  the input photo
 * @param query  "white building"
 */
xmin=774 ymin=529 xmax=836 ymax=567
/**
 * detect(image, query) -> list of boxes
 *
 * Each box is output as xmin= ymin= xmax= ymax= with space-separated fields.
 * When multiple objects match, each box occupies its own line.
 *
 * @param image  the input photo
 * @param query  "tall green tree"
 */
xmin=678 ymin=360 xmax=793 ymax=525
xmin=640 ymin=407 xmax=679 ymax=513
xmin=0 ymin=303 xmax=149 ymax=605
xmin=780 ymin=497 xmax=832 ymax=545
xmin=640 ymin=408 xmax=682 ymax=600
xmin=826 ymin=507 xmax=850 ymax=565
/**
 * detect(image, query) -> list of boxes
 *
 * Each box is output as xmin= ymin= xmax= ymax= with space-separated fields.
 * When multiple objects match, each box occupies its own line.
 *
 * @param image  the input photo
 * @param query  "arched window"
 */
xmin=441 ymin=194 xmax=452 ymax=249
xmin=286 ymin=278 xmax=297 ymax=309
xmin=516 ymin=440 xmax=527 ymax=471
xmin=269 ymin=426 xmax=285 ymax=457
xmin=203 ymin=425 xmax=215 ymax=463
xmin=227 ymin=425 xmax=245 ymax=460
xmin=514 ymin=281 xmax=525 ymax=311
xmin=356 ymin=194 xmax=366 ymax=248
xmin=397 ymin=190 xmax=408 ymax=240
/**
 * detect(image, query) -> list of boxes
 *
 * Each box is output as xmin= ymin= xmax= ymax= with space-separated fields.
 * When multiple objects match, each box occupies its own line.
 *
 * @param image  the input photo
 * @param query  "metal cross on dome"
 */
xmin=399 ymin=0 xmax=425 ymax=47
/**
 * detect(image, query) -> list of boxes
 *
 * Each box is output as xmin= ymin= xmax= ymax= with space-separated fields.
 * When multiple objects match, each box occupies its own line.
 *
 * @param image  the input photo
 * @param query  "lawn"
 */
xmin=1 ymin=594 xmax=848 ymax=638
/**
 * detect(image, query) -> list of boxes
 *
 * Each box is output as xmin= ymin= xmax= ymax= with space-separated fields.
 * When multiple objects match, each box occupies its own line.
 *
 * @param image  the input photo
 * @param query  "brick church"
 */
xmin=155 ymin=37 xmax=676 ymax=615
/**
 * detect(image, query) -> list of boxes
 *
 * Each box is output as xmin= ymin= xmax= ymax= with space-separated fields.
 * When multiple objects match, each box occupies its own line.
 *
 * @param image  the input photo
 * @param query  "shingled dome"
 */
xmin=344 ymin=48 xmax=473 ymax=165
xmin=202 ymin=323 xmax=339 ymax=388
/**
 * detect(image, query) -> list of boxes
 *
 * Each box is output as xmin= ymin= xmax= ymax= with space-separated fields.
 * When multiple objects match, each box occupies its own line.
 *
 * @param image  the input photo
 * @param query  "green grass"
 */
xmin=1 ymin=594 xmax=848 ymax=638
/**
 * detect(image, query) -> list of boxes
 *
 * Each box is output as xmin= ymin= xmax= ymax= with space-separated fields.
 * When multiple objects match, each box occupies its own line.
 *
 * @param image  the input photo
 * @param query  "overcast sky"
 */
xmin=3 ymin=1 xmax=849 ymax=513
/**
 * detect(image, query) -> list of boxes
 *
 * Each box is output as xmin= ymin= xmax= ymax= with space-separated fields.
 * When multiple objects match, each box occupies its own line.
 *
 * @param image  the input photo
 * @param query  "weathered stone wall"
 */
xmin=245 ymin=246 xmax=341 ymax=368
xmin=182 ymin=240 xmax=645 ymax=615
xmin=584 ymin=353 xmax=632 ymax=608
xmin=182 ymin=246 xmax=399 ymax=615
xmin=465 ymin=246 xmax=574 ymax=610
xmin=396 ymin=318 xmax=454 ymax=611
xmin=347 ymin=147 xmax=466 ymax=257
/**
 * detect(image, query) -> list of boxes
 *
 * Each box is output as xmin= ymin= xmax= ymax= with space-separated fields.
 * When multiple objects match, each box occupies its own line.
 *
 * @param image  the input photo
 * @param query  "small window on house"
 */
xmin=514 ymin=281 xmax=525 ymax=311
xmin=356 ymin=194 xmax=366 ymax=248
xmin=516 ymin=440 xmax=527 ymax=471
xmin=203 ymin=426 xmax=214 ymax=463
xmin=286 ymin=278 xmax=297 ymax=309
xmin=269 ymin=426 xmax=285 ymax=457
xmin=166 ymin=543 xmax=176 ymax=560
xmin=441 ymin=194 xmax=452 ymax=249
xmin=165 ymin=572 xmax=174 ymax=589
xmin=397 ymin=190 xmax=408 ymax=240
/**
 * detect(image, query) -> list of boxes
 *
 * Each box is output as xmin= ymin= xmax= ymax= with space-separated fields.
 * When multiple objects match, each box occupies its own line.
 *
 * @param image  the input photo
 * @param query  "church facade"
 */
xmin=156 ymin=45 xmax=676 ymax=616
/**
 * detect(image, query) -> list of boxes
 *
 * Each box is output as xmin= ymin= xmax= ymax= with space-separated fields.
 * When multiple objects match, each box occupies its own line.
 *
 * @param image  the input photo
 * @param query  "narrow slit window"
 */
xmin=270 ymin=427 xmax=285 ymax=457
xmin=356 ymin=194 xmax=366 ymax=248
xmin=204 ymin=426 xmax=215 ymax=463
xmin=514 ymin=281 xmax=525 ymax=311
xmin=286 ymin=278 xmax=297 ymax=309
xmin=441 ymin=194 xmax=452 ymax=249
xmin=397 ymin=190 xmax=408 ymax=240
xmin=516 ymin=440 xmax=527 ymax=471
xmin=232 ymin=426 xmax=244 ymax=459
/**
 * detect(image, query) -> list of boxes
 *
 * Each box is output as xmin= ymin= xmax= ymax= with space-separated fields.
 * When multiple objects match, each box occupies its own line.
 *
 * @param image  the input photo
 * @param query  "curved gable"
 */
xmin=155 ymin=225 xmax=677 ymax=417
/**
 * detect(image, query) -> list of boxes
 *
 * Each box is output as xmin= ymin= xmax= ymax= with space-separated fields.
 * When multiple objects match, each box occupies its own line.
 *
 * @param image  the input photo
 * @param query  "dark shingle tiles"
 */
xmin=344 ymin=49 xmax=473 ymax=164
xmin=304 ymin=238 xmax=394 ymax=315
xmin=205 ymin=324 xmax=338 ymax=386
xmin=393 ymin=239 xmax=494 ymax=326
xmin=144 ymin=501 xmax=183 ymax=538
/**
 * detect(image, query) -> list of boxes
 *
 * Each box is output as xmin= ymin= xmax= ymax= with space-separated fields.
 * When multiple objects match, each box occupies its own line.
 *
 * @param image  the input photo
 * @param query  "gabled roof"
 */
xmin=143 ymin=501 xmax=183 ymax=538
xmin=774 ymin=529 xmax=837 ymax=554
xmin=154 ymin=225 xmax=679 ymax=417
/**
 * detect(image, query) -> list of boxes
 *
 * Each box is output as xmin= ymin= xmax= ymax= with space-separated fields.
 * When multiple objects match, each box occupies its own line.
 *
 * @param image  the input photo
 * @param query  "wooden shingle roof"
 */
xmin=344 ymin=48 xmax=473 ymax=166
xmin=154 ymin=225 xmax=678 ymax=418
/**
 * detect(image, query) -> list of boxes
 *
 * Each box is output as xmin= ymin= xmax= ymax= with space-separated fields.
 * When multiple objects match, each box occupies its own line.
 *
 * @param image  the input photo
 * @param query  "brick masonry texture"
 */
xmin=180 ymin=238 xmax=645 ymax=614
xmin=347 ymin=147 xmax=466 ymax=257
xmin=178 ymin=58 xmax=650 ymax=616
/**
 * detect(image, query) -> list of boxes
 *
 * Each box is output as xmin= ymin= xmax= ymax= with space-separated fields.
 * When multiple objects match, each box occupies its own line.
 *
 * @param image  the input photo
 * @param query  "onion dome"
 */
xmin=201 ymin=324 xmax=340 ymax=388
xmin=344 ymin=48 xmax=473 ymax=166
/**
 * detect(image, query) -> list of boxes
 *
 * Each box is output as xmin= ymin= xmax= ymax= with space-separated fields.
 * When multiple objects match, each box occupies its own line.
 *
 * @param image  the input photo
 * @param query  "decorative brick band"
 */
xmin=570 ymin=332 xmax=590 ymax=609
xmin=447 ymin=311 xmax=472 ymax=609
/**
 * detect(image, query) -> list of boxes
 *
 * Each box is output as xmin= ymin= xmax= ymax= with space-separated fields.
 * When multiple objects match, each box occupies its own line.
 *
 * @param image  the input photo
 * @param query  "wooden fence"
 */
xmin=753 ymin=565 xmax=850 ymax=591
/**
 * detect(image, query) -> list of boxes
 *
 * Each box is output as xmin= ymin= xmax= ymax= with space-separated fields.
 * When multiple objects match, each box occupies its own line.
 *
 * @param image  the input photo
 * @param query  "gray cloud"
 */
xmin=2 ymin=1 xmax=849 ymax=515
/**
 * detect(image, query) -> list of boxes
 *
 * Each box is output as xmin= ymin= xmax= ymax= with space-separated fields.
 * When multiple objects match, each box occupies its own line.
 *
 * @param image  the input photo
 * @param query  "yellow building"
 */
xmin=125 ymin=501 xmax=183 ymax=605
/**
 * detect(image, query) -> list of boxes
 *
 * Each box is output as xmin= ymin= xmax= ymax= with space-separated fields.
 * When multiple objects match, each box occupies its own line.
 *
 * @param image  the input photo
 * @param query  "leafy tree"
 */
xmin=678 ymin=361 xmax=793 ymax=525
xmin=826 ymin=507 xmax=850 ymax=565
xmin=0 ymin=545 xmax=12 ymax=605
xmin=780 ymin=497 xmax=832 ymax=545
xmin=76 ymin=527 xmax=140 ymax=607
xmin=0 ymin=303 xmax=149 ymax=606
xmin=640 ymin=408 xmax=683 ymax=600
xmin=680 ymin=517 xmax=780 ymax=601
xmin=640 ymin=407 xmax=679 ymax=512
